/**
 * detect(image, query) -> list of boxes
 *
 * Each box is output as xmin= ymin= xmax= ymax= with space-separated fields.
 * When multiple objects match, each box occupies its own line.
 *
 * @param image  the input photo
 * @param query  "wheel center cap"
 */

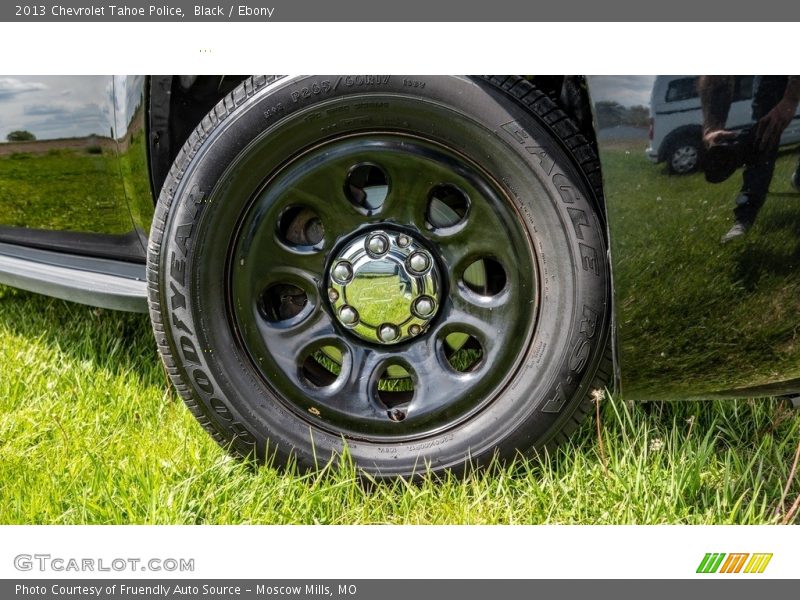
xmin=327 ymin=230 xmax=442 ymax=344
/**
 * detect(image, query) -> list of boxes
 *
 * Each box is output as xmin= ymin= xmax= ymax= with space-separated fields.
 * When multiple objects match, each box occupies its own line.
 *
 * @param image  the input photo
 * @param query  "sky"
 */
xmin=587 ymin=75 xmax=657 ymax=107
xmin=0 ymin=75 xmax=114 ymax=141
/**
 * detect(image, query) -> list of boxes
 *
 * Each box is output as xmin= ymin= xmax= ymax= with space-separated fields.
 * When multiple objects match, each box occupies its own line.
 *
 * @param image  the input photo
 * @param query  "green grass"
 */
xmin=0 ymin=148 xmax=133 ymax=234
xmin=1 ymin=285 xmax=799 ymax=524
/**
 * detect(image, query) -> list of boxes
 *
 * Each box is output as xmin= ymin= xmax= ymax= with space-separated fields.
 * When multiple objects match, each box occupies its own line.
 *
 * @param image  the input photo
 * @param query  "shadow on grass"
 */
xmin=0 ymin=285 xmax=162 ymax=389
xmin=733 ymin=205 xmax=800 ymax=292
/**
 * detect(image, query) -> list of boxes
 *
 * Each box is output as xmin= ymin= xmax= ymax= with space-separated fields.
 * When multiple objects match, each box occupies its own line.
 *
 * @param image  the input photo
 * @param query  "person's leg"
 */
xmin=734 ymin=143 xmax=780 ymax=223
xmin=722 ymin=142 xmax=781 ymax=242
xmin=722 ymin=77 xmax=786 ymax=242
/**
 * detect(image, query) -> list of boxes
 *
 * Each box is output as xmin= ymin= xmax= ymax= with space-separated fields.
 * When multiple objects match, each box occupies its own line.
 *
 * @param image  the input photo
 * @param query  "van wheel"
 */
xmin=666 ymin=134 xmax=703 ymax=174
xmin=147 ymin=75 xmax=612 ymax=478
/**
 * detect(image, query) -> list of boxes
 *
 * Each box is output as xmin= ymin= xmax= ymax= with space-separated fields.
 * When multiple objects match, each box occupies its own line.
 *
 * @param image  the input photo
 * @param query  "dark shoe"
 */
xmin=721 ymin=220 xmax=752 ymax=244
xmin=704 ymin=129 xmax=756 ymax=184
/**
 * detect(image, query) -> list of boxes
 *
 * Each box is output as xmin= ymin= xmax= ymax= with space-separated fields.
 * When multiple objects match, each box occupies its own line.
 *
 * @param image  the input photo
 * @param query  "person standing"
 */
xmin=699 ymin=75 xmax=800 ymax=243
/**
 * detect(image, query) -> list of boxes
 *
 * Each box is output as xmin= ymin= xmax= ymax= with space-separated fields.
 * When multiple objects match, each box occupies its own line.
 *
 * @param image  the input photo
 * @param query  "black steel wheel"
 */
xmin=148 ymin=75 xmax=612 ymax=477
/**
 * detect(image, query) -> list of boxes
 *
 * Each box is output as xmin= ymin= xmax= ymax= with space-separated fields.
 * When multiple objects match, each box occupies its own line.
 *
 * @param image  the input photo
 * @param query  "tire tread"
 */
xmin=479 ymin=75 xmax=605 ymax=207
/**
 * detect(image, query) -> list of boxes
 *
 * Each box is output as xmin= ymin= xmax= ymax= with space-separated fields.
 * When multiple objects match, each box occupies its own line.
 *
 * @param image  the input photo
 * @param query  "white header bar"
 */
xmin=0 ymin=23 xmax=795 ymax=75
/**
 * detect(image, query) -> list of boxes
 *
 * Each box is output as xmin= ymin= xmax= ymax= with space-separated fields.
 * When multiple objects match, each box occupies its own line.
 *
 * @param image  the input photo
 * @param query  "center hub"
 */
xmin=327 ymin=230 xmax=442 ymax=344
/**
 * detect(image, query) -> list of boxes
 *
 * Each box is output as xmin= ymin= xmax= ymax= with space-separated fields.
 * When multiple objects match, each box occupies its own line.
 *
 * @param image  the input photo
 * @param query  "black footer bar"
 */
xmin=3 ymin=579 xmax=796 ymax=600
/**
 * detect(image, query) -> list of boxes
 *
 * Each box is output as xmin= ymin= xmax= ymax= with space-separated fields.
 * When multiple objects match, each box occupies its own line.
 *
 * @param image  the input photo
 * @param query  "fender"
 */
xmin=587 ymin=75 xmax=800 ymax=401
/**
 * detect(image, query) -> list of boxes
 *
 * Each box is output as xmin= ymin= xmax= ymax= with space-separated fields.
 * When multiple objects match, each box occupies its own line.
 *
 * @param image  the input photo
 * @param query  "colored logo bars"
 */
xmin=696 ymin=553 xmax=773 ymax=574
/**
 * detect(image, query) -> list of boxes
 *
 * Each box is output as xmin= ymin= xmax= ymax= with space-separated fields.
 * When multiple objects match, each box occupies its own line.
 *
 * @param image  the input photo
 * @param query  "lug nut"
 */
xmin=366 ymin=234 xmax=389 ymax=256
xmin=328 ymin=288 xmax=339 ymax=302
xmin=413 ymin=296 xmax=436 ymax=318
xmin=332 ymin=261 xmax=353 ymax=284
xmin=339 ymin=305 xmax=359 ymax=326
xmin=396 ymin=234 xmax=411 ymax=248
xmin=378 ymin=323 xmax=400 ymax=343
xmin=408 ymin=251 xmax=430 ymax=274
xmin=408 ymin=324 xmax=421 ymax=336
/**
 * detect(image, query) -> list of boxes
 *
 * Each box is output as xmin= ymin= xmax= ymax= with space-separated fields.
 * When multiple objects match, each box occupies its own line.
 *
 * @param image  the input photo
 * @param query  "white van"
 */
xmin=646 ymin=75 xmax=800 ymax=174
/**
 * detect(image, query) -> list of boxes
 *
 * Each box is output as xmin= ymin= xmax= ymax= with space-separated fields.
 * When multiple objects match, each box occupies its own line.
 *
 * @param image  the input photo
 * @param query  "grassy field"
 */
xmin=0 ymin=148 xmax=133 ymax=234
xmin=1 ymin=281 xmax=799 ymax=524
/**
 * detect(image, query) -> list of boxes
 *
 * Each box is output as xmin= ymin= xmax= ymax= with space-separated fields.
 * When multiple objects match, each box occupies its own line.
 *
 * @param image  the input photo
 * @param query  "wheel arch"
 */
xmin=659 ymin=124 xmax=704 ymax=163
xmin=147 ymin=76 xmax=250 ymax=198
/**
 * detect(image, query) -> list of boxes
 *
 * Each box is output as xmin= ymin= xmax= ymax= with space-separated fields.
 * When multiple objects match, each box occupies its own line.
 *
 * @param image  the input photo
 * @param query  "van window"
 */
xmin=665 ymin=76 xmax=753 ymax=105
xmin=665 ymin=77 xmax=698 ymax=103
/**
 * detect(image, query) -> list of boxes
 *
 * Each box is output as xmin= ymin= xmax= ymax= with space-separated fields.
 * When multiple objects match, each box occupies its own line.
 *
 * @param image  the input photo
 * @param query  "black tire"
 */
xmin=665 ymin=131 xmax=703 ymax=175
xmin=147 ymin=75 xmax=612 ymax=478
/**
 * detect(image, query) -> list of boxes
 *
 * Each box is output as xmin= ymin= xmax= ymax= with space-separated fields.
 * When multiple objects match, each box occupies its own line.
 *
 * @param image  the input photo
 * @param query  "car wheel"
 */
xmin=666 ymin=134 xmax=703 ymax=174
xmin=147 ymin=75 xmax=612 ymax=477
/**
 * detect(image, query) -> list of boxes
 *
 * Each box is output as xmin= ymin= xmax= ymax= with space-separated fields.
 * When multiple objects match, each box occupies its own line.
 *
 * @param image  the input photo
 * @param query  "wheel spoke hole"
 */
xmin=377 ymin=364 xmax=414 ymax=421
xmin=345 ymin=164 xmax=389 ymax=211
xmin=444 ymin=332 xmax=484 ymax=373
xmin=426 ymin=184 xmax=469 ymax=229
xmin=462 ymin=257 xmax=506 ymax=297
xmin=302 ymin=345 xmax=343 ymax=388
xmin=278 ymin=206 xmax=325 ymax=247
xmin=261 ymin=283 xmax=308 ymax=322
